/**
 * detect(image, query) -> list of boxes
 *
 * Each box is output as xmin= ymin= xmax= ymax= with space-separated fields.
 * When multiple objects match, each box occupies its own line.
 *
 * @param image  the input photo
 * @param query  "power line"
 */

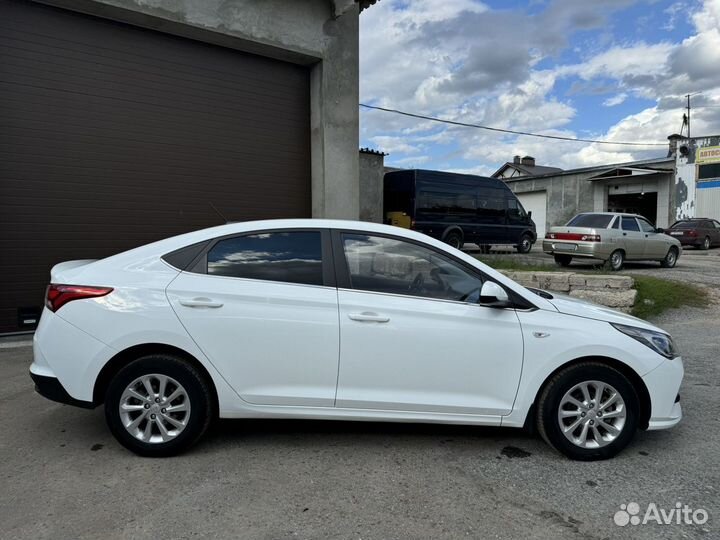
xmin=360 ymin=103 xmax=668 ymax=147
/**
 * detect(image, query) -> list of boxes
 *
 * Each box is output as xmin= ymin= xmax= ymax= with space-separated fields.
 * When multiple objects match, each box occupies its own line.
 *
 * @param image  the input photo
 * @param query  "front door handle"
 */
xmin=179 ymin=297 xmax=224 ymax=308
xmin=348 ymin=312 xmax=390 ymax=323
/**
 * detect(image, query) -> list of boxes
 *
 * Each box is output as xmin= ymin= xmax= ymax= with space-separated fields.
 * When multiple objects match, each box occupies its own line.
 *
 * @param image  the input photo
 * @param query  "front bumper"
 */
xmin=542 ymin=239 xmax=613 ymax=260
xmin=642 ymin=356 xmax=684 ymax=430
xmin=29 ymin=371 xmax=95 ymax=409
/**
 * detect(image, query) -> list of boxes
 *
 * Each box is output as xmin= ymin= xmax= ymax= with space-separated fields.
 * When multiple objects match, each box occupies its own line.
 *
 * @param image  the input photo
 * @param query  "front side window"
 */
xmin=621 ymin=217 xmax=640 ymax=232
xmin=507 ymin=199 xmax=527 ymax=221
xmin=341 ymin=234 xmax=483 ymax=302
xmin=637 ymin=218 xmax=655 ymax=233
xmin=207 ymin=231 xmax=323 ymax=286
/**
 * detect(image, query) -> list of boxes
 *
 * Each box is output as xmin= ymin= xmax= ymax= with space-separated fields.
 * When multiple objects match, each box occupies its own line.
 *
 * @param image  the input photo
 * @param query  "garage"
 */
xmin=516 ymin=191 xmax=547 ymax=239
xmin=0 ymin=0 xmax=311 ymax=333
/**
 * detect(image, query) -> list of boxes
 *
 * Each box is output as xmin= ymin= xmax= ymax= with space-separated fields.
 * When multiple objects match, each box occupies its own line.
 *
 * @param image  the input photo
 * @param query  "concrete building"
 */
xmin=674 ymin=134 xmax=720 ymax=220
xmin=359 ymin=148 xmax=387 ymax=223
xmin=0 ymin=0 xmax=372 ymax=333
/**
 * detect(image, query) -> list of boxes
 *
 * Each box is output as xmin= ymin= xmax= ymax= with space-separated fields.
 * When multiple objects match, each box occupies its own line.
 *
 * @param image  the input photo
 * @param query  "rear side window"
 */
xmin=207 ymin=231 xmax=323 ymax=286
xmin=621 ymin=217 xmax=640 ymax=231
xmin=567 ymin=214 xmax=613 ymax=228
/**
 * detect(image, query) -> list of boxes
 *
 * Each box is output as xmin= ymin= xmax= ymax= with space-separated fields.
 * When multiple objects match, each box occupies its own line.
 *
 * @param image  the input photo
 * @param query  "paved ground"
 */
xmin=1 ymin=295 xmax=718 ymax=540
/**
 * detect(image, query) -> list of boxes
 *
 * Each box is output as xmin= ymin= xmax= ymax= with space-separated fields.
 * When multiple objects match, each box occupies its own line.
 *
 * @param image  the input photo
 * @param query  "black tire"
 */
xmin=516 ymin=234 xmax=533 ymax=254
xmin=536 ymin=362 xmax=639 ymax=461
xmin=701 ymin=236 xmax=711 ymax=250
xmin=604 ymin=249 xmax=624 ymax=271
xmin=660 ymin=246 xmax=679 ymax=268
xmin=105 ymin=354 xmax=214 ymax=457
xmin=444 ymin=231 xmax=463 ymax=250
xmin=554 ymin=254 xmax=572 ymax=267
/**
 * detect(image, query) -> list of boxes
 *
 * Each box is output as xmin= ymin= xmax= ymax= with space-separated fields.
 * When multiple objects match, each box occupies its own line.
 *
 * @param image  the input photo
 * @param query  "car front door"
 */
xmin=620 ymin=216 xmax=646 ymax=259
xmin=637 ymin=217 xmax=666 ymax=258
xmin=333 ymin=231 xmax=524 ymax=417
xmin=166 ymin=229 xmax=340 ymax=407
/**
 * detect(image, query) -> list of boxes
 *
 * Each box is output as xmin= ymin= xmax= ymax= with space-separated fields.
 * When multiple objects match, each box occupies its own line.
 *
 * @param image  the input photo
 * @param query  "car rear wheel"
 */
xmin=444 ymin=232 xmax=463 ymax=250
xmin=604 ymin=250 xmax=624 ymax=271
xmin=554 ymin=254 xmax=572 ymax=267
xmin=516 ymin=234 xmax=533 ymax=254
xmin=701 ymin=236 xmax=711 ymax=250
xmin=105 ymin=354 xmax=213 ymax=457
xmin=661 ymin=247 xmax=679 ymax=268
xmin=536 ymin=362 xmax=639 ymax=460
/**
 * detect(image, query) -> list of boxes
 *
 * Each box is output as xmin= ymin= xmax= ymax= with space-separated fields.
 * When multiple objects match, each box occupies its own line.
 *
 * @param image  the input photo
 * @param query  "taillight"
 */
xmin=688 ymin=230 xmax=698 ymax=237
xmin=45 ymin=284 xmax=113 ymax=312
xmin=545 ymin=233 xmax=600 ymax=242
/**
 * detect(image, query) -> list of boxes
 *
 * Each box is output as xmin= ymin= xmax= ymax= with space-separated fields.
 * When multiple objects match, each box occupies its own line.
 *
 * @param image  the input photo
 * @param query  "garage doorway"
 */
xmin=607 ymin=193 xmax=657 ymax=224
xmin=516 ymin=191 xmax=547 ymax=239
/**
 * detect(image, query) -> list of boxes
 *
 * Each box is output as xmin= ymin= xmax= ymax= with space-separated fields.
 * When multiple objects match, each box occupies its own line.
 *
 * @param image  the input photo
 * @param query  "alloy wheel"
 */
xmin=557 ymin=380 xmax=626 ymax=449
xmin=119 ymin=374 xmax=191 ymax=443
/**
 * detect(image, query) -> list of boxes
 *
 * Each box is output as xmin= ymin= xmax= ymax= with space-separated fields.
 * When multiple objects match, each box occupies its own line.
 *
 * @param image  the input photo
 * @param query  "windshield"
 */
xmin=566 ymin=214 xmax=613 ymax=228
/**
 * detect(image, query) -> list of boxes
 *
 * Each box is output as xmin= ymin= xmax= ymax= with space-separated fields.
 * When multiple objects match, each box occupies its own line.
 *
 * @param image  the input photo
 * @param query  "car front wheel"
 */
xmin=660 ymin=247 xmax=679 ymax=268
xmin=516 ymin=234 xmax=533 ymax=254
xmin=105 ymin=354 xmax=213 ymax=457
xmin=536 ymin=362 xmax=639 ymax=461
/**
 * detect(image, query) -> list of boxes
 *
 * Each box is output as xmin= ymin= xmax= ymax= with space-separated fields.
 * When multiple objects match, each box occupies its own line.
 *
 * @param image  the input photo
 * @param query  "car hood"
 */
xmin=545 ymin=292 xmax=661 ymax=332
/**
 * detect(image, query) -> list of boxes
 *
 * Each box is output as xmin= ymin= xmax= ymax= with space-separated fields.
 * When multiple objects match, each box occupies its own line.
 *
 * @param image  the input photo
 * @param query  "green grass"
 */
xmin=476 ymin=256 xmax=709 ymax=319
xmin=631 ymin=275 xmax=708 ymax=319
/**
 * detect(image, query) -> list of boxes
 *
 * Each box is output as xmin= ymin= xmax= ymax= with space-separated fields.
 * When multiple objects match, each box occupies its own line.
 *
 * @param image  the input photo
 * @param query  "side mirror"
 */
xmin=527 ymin=210 xmax=533 ymax=219
xmin=656 ymin=227 xmax=664 ymax=234
xmin=479 ymin=281 xmax=511 ymax=307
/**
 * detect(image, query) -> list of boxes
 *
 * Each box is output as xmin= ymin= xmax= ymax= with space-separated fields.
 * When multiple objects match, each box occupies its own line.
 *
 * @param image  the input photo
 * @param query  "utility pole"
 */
xmin=686 ymin=91 xmax=702 ymax=139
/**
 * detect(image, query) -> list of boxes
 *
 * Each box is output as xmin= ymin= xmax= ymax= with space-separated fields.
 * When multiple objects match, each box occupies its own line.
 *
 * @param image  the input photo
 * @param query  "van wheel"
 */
xmin=105 ymin=354 xmax=213 ymax=457
xmin=444 ymin=232 xmax=463 ymax=250
xmin=536 ymin=362 xmax=639 ymax=460
xmin=604 ymin=250 xmax=624 ymax=271
xmin=660 ymin=247 xmax=679 ymax=268
xmin=516 ymin=234 xmax=533 ymax=254
xmin=554 ymin=254 xmax=572 ymax=267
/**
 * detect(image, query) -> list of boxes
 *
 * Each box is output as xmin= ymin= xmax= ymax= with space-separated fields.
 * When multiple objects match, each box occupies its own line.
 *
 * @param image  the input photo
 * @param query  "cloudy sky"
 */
xmin=359 ymin=0 xmax=720 ymax=175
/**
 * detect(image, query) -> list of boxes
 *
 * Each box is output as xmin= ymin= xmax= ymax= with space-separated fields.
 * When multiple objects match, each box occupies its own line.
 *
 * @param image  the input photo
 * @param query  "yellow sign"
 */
xmin=697 ymin=145 xmax=720 ymax=164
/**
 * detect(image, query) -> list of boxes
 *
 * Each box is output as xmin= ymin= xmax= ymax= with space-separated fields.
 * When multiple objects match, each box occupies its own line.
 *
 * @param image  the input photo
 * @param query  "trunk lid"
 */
xmin=50 ymin=260 xmax=98 ymax=283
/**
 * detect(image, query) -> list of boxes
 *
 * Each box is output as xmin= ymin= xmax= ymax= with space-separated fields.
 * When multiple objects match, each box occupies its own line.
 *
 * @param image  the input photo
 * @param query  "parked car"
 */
xmin=32 ymin=219 xmax=682 ymax=460
xmin=384 ymin=169 xmax=537 ymax=253
xmin=543 ymin=212 xmax=681 ymax=271
xmin=665 ymin=218 xmax=720 ymax=250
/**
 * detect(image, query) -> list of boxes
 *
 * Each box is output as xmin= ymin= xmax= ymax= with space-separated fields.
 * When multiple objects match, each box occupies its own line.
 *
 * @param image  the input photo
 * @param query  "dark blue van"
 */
xmin=384 ymin=169 xmax=537 ymax=253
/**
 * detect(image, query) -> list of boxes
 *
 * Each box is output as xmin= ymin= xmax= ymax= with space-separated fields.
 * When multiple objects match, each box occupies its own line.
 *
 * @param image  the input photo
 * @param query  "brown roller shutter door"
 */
xmin=0 ymin=0 xmax=311 ymax=333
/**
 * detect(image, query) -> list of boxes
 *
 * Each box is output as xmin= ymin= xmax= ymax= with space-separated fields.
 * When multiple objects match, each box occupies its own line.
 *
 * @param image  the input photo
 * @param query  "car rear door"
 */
xmin=166 ymin=229 xmax=340 ymax=407
xmin=332 ymin=230 xmax=524 ymax=417
xmin=620 ymin=216 xmax=646 ymax=259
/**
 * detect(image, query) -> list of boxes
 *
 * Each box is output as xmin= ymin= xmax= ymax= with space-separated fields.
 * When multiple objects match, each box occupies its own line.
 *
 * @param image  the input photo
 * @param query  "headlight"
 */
xmin=611 ymin=323 xmax=679 ymax=359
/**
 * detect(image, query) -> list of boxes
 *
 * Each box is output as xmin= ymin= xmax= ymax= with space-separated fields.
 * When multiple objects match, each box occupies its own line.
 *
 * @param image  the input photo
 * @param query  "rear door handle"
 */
xmin=348 ymin=312 xmax=390 ymax=323
xmin=179 ymin=297 xmax=224 ymax=308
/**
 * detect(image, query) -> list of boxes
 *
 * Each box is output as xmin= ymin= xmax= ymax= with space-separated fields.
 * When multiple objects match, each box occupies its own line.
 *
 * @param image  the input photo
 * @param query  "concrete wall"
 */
xmin=359 ymin=151 xmax=385 ymax=223
xmin=505 ymin=172 xmax=595 ymax=229
xmin=38 ymin=0 xmax=360 ymax=219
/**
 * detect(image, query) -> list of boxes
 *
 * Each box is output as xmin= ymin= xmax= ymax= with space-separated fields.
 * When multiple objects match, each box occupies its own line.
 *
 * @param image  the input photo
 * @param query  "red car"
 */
xmin=666 ymin=218 xmax=720 ymax=249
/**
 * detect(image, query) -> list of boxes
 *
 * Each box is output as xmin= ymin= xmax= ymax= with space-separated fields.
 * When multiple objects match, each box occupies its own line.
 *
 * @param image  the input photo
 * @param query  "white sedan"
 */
xmin=31 ymin=219 xmax=683 ymax=460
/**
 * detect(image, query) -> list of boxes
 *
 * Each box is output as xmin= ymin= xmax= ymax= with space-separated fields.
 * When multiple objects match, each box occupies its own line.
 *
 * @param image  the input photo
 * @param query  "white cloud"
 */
xmin=603 ymin=93 xmax=628 ymax=107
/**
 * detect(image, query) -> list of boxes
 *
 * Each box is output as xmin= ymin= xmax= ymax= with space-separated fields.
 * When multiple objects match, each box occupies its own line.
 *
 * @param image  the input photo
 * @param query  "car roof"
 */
xmin=575 ymin=212 xmax=645 ymax=219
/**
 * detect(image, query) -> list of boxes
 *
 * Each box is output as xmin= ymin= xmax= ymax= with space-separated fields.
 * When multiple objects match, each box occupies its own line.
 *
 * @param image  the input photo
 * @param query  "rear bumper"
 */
xmin=542 ymin=240 xmax=613 ymax=259
xmin=29 ymin=371 xmax=95 ymax=409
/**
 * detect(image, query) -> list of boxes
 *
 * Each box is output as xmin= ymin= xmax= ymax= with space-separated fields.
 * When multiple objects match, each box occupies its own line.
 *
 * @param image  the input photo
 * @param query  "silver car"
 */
xmin=543 ymin=212 xmax=681 ymax=271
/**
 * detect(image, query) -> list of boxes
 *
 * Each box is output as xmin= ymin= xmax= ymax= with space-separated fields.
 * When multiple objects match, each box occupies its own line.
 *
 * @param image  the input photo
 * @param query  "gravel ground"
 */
xmin=0 ymin=301 xmax=718 ymax=539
